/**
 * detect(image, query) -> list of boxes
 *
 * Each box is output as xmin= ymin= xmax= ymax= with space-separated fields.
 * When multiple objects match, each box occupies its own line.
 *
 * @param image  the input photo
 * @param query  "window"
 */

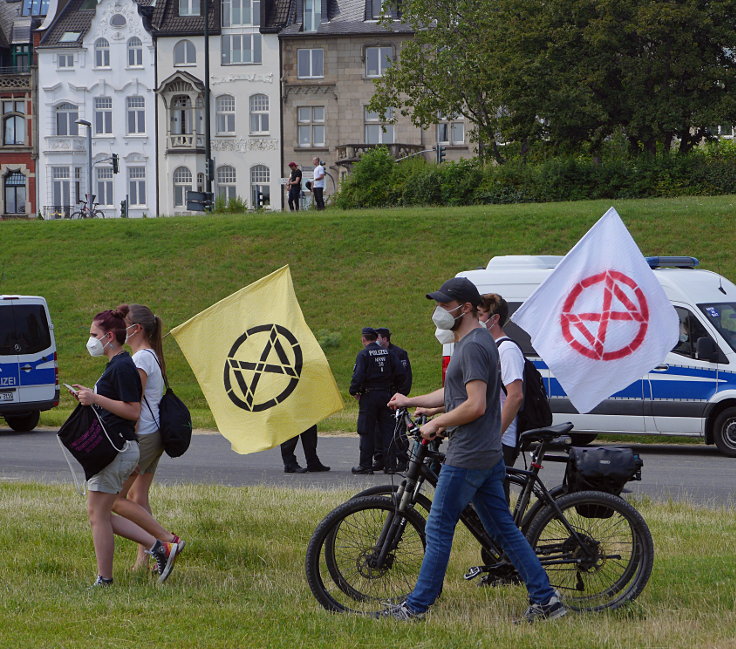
xmin=297 ymin=48 xmax=323 ymax=78
xmin=3 ymin=101 xmax=25 ymax=145
xmin=96 ymin=166 xmax=114 ymax=206
xmin=437 ymin=114 xmax=465 ymax=145
xmin=672 ymin=307 xmax=713 ymax=359
xmin=173 ymin=166 xmax=192 ymax=207
xmin=58 ymin=54 xmax=74 ymax=69
xmin=51 ymin=166 xmax=81 ymax=208
xmin=128 ymin=37 xmax=143 ymax=67
xmin=365 ymin=46 xmax=392 ymax=77
xmin=110 ymin=13 xmax=126 ymax=27
xmin=128 ymin=166 xmax=146 ymax=206
xmin=699 ymin=303 xmax=736 ymax=354
xmin=125 ymin=96 xmax=145 ymax=135
xmin=222 ymin=0 xmax=260 ymax=26
xmin=303 ymin=0 xmax=320 ymax=31
xmin=170 ymin=95 xmax=193 ymax=135
xmin=174 ymin=40 xmax=196 ymax=65
xmin=59 ymin=32 xmax=80 ymax=43
xmin=4 ymin=171 xmax=25 ymax=214
xmin=297 ymin=106 xmax=325 ymax=147
xmin=94 ymin=97 xmax=112 ymax=135
xmin=179 ymin=0 xmax=200 ymax=16
xmin=216 ymin=95 xmax=235 ymax=134
xmin=217 ymin=165 xmax=237 ymax=201
xmin=221 ymin=34 xmax=261 ymax=64
xmin=95 ymin=38 xmax=110 ymax=67
xmin=364 ymin=107 xmax=394 ymax=144
xmin=249 ymin=94 xmax=268 ymax=134
xmin=55 ymin=103 xmax=78 ymax=136
xmin=368 ymin=0 xmax=398 ymax=19
xmin=11 ymin=45 xmax=31 ymax=70
xmin=21 ymin=0 xmax=49 ymax=17
xmin=250 ymin=165 xmax=269 ymax=207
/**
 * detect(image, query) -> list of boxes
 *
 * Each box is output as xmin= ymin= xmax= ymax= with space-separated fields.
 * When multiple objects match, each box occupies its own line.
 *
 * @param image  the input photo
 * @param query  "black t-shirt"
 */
xmin=94 ymin=351 xmax=142 ymax=441
xmin=289 ymin=169 xmax=302 ymax=192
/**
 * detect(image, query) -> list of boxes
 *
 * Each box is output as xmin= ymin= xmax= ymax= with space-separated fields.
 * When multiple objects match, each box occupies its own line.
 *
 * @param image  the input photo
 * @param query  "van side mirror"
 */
xmin=695 ymin=337 xmax=718 ymax=363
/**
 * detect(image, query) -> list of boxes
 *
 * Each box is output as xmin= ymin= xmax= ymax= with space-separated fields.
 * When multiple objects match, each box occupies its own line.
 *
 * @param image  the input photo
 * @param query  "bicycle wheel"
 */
xmin=351 ymin=484 xmax=433 ymax=517
xmin=92 ymin=210 xmax=105 ymax=218
xmin=526 ymin=490 xmax=653 ymax=611
xmin=69 ymin=211 xmax=82 ymax=219
xmin=305 ymin=495 xmax=426 ymax=614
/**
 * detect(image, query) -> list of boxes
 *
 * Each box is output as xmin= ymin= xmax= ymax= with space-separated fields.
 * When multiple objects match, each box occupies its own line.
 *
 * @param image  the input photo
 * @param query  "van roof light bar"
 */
xmin=646 ymin=256 xmax=699 ymax=269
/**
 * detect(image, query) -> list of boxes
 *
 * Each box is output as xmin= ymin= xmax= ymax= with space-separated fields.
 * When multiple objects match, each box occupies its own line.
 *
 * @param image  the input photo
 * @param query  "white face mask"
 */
xmin=432 ymin=304 xmax=464 ymax=330
xmin=434 ymin=327 xmax=455 ymax=345
xmin=86 ymin=334 xmax=107 ymax=357
xmin=124 ymin=324 xmax=137 ymax=344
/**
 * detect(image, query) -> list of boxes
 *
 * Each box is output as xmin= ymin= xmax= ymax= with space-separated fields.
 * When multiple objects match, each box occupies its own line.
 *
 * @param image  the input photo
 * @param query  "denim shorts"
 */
xmin=87 ymin=441 xmax=139 ymax=494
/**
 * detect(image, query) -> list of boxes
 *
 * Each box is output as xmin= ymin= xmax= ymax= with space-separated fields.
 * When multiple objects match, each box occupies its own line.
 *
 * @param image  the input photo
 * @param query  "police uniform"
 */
xmin=349 ymin=328 xmax=406 ymax=473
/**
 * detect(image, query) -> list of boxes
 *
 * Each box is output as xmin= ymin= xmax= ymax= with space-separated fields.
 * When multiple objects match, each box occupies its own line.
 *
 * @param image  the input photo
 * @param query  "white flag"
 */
xmin=511 ymin=207 xmax=678 ymax=413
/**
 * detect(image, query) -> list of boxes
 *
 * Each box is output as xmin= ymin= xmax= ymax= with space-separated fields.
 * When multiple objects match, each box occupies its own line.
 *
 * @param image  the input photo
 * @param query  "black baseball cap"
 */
xmin=375 ymin=327 xmax=390 ymax=337
xmin=361 ymin=327 xmax=377 ymax=337
xmin=426 ymin=277 xmax=481 ymax=306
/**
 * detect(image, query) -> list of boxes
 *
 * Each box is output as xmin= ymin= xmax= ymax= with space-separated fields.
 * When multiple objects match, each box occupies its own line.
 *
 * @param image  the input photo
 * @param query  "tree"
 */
xmin=370 ymin=0 xmax=736 ymax=157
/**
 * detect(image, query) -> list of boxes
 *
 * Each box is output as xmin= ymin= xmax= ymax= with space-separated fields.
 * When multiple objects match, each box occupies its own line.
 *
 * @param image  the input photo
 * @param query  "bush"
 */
xmin=331 ymin=145 xmax=736 ymax=209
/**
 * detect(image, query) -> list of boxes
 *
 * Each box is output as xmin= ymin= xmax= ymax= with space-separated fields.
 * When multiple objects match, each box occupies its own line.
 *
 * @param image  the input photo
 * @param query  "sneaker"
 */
xmin=517 ymin=591 xmax=568 ymax=623
xmin=90 ymin=575 xmax=113 ymax=588
xmin=149 ymin=541 xmax=179 ymax=583
xmin=171 ymin=534 xmax=186 ymax=554
xmin=306 ymin=463 xmax=331 ymax=472
xmin=284 ymin=464 xmax=308 ymax=473
xmin=351 ymin=466 xmax=373 ymax=474
xmin=378 ymin=601 xmax=424 ymax=621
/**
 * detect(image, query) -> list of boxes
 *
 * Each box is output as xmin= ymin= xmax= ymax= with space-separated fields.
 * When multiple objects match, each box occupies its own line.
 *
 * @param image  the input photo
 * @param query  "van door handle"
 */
xmin=652 ymin=365 xmax=669 ymax=371
xmin=20 ymin=364 xmax=32 ymax=372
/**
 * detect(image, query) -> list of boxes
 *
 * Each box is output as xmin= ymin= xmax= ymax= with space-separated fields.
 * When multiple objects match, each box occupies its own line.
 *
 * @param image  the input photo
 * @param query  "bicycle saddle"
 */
xmin=518 ymin=422 xmax=574 ymax=444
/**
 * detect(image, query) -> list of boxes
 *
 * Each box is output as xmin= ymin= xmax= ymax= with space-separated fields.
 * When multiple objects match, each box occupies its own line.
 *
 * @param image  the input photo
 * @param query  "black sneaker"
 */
xmin=517 ymin=591 xmax=568 ymax=623
xmin=284 ymin=464 xmax=307 ymax=473
xmin=351 ymin=466 xmax=373 ymax=474
xmin=377 ymin=601 xmax=424 ymax=621
xmin=149 ymin=541 xmax=179 ymax=583
xmin=306 ymin=463 xmax=330 ymax=472
xmin=90 ymin=575 xmax=113 ymax=588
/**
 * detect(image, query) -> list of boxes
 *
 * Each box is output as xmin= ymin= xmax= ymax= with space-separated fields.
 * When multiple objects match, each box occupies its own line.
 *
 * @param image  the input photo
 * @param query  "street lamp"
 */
xmin=75 ymin=119 xmax=92 ymax=215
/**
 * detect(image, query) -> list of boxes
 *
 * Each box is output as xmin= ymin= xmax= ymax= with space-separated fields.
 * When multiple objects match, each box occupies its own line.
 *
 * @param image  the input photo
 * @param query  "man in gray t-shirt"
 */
xmin=385 ymin=277 xmax=565 ymax=623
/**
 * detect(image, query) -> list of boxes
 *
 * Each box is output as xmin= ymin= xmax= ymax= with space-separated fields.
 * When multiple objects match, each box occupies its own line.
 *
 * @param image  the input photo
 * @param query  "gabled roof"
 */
xmin=150 ymin=0 xmax=219 ymax=37
xmin=260 ymin=0 xmax=293 ymax=33
xmin=271 ymin=0 xmax=412 ymax=37
xmin=38 ymin=0 xmax=152 ymax=48
xmin=0 ymin=0 xmax=23 ymax=49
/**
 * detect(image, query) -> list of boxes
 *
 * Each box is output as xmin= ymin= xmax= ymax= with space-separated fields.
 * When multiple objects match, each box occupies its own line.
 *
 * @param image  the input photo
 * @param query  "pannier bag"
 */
xmin=565 ymin=446 xmax=643 ymax=518
xmin=58 ymin=404 xmax=127 ymax=480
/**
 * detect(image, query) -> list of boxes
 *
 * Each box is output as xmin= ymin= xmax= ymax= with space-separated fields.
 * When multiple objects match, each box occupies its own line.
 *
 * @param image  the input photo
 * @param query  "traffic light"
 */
xmin=112 ymin=153 xmax=119 ymax=174
xmin=436 ymin=145 xmax=447 ymax=164
xmin=120 ymin=198 xmax=128 ymax=218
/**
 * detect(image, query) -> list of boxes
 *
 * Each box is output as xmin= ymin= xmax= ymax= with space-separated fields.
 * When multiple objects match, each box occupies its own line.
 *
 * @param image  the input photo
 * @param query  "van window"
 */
xmin=699 ymin=302 xmax=736 ymax=353
xmin=504 ymin=302 xmax=537 ymax=355
xmin=672 ymin=307 xmax=713 ymax=359
xmin=0 ymin=304 xmax=51 ymax=355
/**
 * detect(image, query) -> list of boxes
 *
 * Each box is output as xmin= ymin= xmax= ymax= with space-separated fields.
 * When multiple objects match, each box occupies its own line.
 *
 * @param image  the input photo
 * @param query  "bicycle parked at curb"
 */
xmin=68 ymin=200 xmax=105 ymax=219
xmin=305 ymin=409 xmax=654 ymax=616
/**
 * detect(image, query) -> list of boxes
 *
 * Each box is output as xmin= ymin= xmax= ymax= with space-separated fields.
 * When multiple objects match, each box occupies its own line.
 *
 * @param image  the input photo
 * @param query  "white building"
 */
xmin=36 ymin=0 xmax=157 ymax=218
xmin=152 ymin=0 xmax=282 ymax=214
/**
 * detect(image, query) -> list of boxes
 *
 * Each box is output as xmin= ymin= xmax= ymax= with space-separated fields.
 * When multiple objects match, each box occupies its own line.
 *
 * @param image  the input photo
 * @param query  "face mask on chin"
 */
xmin=432 ymin=304 xmax=464 ymax=330
xmin=86 ymin=334 xmax=107 ymax=357
xmin=434 ymin=327 xmax=455 ymax=345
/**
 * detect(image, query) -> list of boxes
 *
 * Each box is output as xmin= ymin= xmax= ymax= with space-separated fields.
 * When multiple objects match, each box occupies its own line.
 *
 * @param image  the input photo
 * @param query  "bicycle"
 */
xmin=69 ymin=200 xmax=105 ymax=219
xmin=305 ymin=409 xmax=653 ymax=615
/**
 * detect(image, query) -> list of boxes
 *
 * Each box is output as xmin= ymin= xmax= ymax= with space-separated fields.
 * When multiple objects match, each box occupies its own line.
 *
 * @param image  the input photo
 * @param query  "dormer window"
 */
xmin=303 ymin=0 xmax=320 ymax=32
xmin=180 ymin=0 xmax=201 ymax=16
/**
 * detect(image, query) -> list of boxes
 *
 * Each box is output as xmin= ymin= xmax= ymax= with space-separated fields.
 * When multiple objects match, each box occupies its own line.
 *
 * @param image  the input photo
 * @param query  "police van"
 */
xmin=444 ymin=256 xmax=736 ymax=457
xmin=0 ymin=295 xmax=59 ymax=431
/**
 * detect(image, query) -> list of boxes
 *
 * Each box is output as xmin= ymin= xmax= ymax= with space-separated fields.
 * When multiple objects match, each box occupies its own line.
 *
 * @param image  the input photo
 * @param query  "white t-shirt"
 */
xmin=133 ymin=349 xmax=165 ymax=436
xmin=498 ymin=338 xmax=525 ymax=448
xmin=313 ymin=164 xmax=325 ymax=188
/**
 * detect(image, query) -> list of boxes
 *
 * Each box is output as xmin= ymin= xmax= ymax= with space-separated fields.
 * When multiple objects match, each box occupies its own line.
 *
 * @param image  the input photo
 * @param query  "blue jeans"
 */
xmin=406 ymin=459 xmax=555 ymax=613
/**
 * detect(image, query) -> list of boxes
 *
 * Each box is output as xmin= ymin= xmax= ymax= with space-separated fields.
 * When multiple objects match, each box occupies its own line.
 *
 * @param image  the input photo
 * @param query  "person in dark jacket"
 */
xmin=349 ymin=327 xmax=406 ymax=474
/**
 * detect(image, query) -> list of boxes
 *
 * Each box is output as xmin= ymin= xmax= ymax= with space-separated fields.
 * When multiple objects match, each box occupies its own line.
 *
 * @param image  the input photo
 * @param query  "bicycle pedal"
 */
xmin=464 ymin=566 xmax=486 ymax=581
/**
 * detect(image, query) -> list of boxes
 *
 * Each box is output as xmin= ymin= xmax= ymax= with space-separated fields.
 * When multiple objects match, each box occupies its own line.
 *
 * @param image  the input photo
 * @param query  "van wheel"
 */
xmin=5 ymin=411 xmax=40 ymax=432
xmin=713 ymin=408 xmax=736 ymax=457
xmin=570 ymin=433 xmax=597 ymax=446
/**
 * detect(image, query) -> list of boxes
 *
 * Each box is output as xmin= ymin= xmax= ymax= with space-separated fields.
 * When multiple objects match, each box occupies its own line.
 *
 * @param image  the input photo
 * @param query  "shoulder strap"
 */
xmin=144 ymin=348 xmax=169 ymax=389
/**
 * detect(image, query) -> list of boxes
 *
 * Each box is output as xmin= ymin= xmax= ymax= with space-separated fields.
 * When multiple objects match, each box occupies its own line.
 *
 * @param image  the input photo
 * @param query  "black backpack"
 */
xmin=496 ymin=337 xmax=553 ymax=433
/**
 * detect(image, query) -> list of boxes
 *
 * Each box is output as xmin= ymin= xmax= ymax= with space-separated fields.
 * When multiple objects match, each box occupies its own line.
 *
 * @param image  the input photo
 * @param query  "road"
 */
xmin=1 ymin=427 xmax=735 ymax=506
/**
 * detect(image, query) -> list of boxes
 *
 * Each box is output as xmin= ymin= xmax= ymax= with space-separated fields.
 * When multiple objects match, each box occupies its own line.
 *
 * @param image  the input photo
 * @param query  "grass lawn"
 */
xmin=2 ymin=195 xmax=735 ymax=431
xmin=1 ymin=482 xmax=734 ymax=649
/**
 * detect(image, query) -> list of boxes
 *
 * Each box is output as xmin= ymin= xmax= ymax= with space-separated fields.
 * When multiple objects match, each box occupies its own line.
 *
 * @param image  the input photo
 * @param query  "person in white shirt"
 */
xmin=479 ymin=293 xmax=525 ymax=467
xmin=311 ymin=156 xmax=325 ymax=210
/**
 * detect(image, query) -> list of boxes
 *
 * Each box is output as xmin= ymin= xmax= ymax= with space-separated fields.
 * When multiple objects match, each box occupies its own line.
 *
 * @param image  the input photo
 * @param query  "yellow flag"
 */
xmin=170 ymin=266 xmax=344 ymax=454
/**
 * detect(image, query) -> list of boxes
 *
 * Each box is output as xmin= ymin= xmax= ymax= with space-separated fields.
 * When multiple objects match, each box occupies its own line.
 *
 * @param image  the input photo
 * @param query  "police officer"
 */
xmin=372 ymin=327 xmax=412 ymax=471
xmin=349 ymin=327 xmax=406 ymax=474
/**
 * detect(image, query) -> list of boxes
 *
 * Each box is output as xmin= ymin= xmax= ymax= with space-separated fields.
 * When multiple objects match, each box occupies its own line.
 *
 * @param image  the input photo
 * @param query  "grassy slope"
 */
xmin=2 ymin=195 xmax=735 ymax=429
xmin=0 ymin=482 xmax=735 ymax=649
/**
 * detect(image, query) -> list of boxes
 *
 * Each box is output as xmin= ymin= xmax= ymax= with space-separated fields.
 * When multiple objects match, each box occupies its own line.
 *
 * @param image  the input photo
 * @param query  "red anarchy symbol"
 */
xmin=560 ymin=270 xmax=649 ymax=361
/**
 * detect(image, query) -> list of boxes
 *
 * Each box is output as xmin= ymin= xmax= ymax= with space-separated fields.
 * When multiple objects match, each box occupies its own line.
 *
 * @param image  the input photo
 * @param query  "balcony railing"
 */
xmin=167 ymin=133 xmax=205 ymax=149
xmin=0 ymin=65 xmax=30 ymax=75
xmin=43 ymin=205 xmax=73 ymax=219
xmin=335 ymin=143 xmax=426 ymax=167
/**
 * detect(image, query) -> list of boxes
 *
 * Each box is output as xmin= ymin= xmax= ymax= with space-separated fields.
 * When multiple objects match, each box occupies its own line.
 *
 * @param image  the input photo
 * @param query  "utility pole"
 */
xmin=203 ymin=0 xmax=212 ymax=198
